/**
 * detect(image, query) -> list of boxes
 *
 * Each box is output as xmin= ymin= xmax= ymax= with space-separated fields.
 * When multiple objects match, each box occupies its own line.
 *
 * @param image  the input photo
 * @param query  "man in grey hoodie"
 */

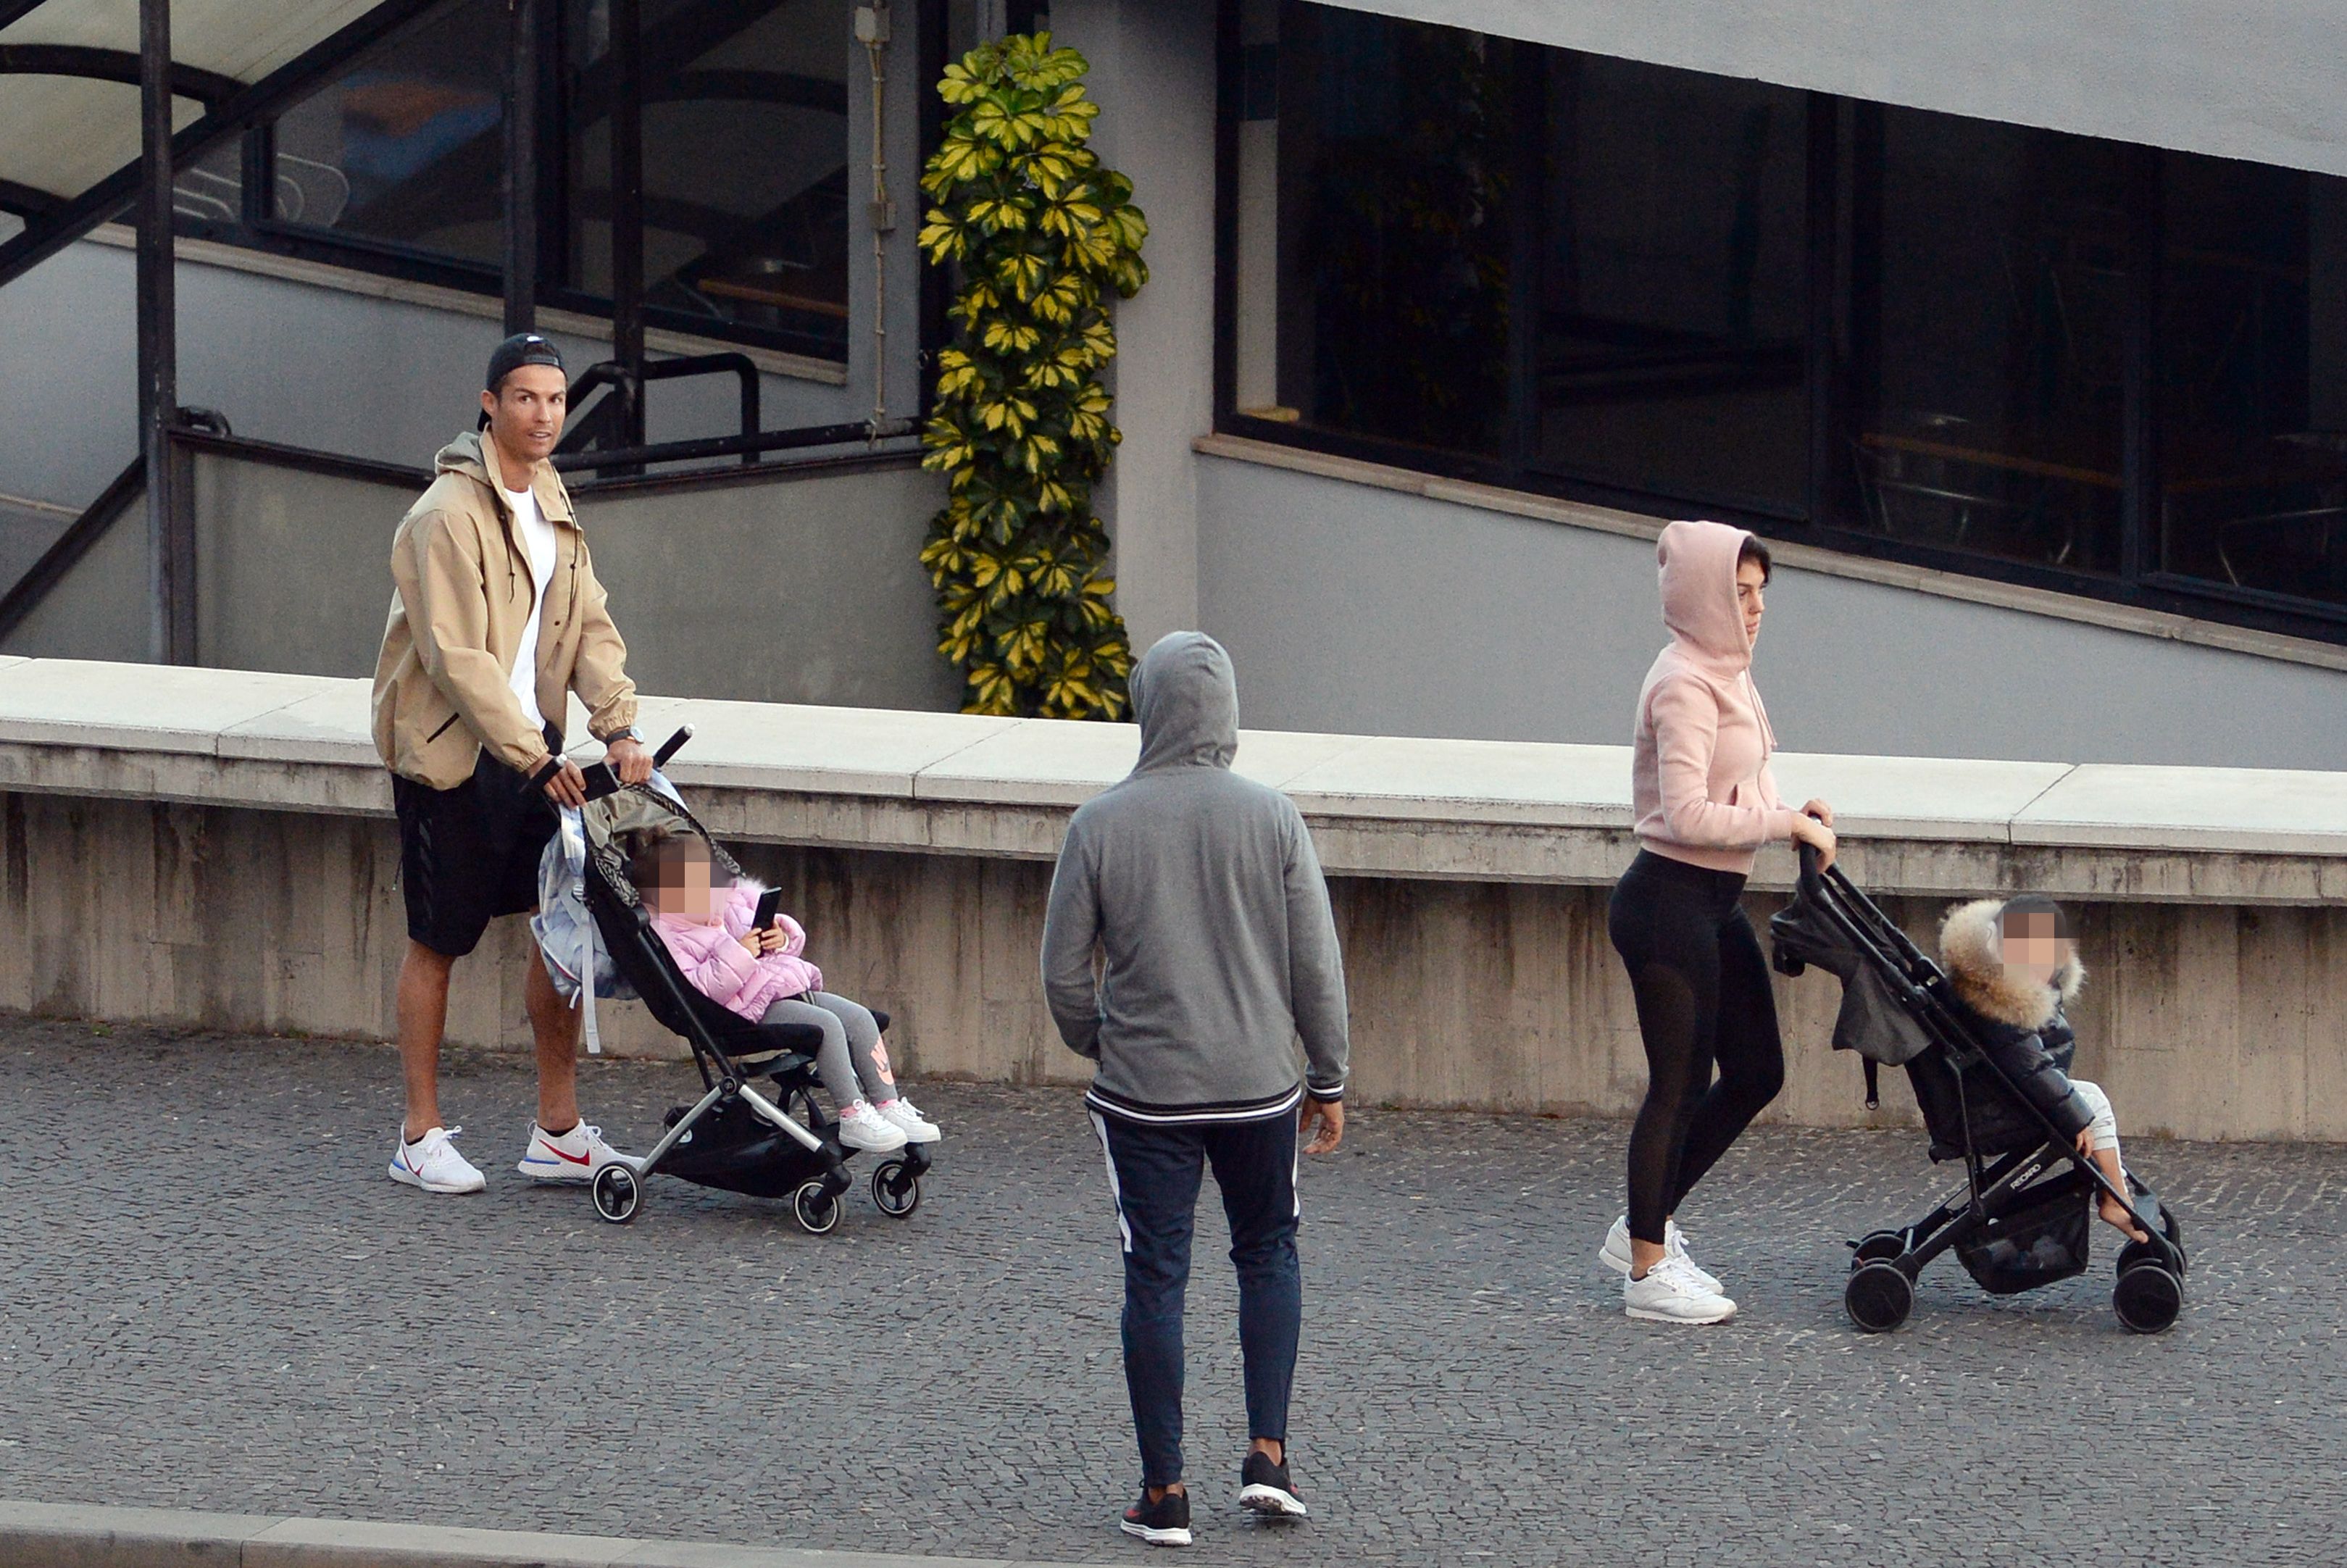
xmin=1041 ymin=630 xmax=1350 ymax=1547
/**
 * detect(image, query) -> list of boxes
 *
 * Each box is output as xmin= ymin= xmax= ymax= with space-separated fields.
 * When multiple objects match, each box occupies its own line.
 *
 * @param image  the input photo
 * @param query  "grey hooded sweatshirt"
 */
xmin=1041 ymin=632 xmax=1350 ymax=1125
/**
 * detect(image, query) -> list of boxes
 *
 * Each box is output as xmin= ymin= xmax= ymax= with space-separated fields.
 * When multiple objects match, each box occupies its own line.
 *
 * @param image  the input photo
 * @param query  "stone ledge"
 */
xmin=1 ymin=659 xmax=2343 ymax=902
xmin=0 ymin=1500 xmax=1097 ymax=1568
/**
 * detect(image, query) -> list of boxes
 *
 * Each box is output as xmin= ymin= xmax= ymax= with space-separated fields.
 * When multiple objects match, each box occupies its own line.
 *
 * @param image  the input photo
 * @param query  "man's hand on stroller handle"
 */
xmin=540 ymin=756 xmax=590 ymax=807
xmin=605 ymin=735 xmax=654 ymax=785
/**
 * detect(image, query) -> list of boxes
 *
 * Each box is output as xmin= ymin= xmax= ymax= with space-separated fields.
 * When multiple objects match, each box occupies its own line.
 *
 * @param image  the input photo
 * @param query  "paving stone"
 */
xmin=0 ymin=1019 xmax=2340 ymax=1567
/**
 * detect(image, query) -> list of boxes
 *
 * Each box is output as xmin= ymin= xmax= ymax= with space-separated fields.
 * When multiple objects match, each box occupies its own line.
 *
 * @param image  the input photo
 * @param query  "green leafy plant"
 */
xmin=917 ymin=32 xmax=1146 ymax=718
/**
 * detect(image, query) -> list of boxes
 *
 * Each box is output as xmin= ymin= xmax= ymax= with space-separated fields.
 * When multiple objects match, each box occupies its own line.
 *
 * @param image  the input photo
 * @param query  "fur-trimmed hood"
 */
xmin=1938 ymin=898 xmax=2084 ymax=1032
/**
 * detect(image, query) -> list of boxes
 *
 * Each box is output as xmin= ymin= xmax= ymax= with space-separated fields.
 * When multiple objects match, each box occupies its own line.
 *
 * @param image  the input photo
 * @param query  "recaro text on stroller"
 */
xmin=1769 ymin=848 xmax=2187 ymax=1335
xmin=558 ymin=728 xmax=933 ymax=1233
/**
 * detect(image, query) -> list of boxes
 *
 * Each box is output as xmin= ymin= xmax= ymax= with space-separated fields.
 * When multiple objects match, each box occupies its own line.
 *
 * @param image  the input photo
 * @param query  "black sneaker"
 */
xmin=1238 ymin=1451 xmax=1307 ymax=1519
xmin=1121 ymin=1487 xmax=1193 ymax=1547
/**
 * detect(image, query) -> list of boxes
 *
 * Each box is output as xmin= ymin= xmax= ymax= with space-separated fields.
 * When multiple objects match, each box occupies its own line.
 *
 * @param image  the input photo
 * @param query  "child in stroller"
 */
xmin=1937 ymin=895 xmax=2144 ymax=1243
xmin=1769 ymin=851 xmax=2187 ymax=1334
xmin=626 ymin=826 xmax=941 ymax=1154
xmin=556 ymin=741 xmax=934 ymax=1232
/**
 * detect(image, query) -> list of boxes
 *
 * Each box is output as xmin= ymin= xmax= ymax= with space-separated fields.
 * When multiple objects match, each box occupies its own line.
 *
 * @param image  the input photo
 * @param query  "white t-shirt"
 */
xmin=503 ymin=482 xmax=559 ymax=730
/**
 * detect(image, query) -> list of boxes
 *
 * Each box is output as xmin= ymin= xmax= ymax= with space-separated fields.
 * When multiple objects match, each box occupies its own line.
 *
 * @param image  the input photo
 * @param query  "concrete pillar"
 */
xmin=1051 ymin=0 xmax=1217 ymax=652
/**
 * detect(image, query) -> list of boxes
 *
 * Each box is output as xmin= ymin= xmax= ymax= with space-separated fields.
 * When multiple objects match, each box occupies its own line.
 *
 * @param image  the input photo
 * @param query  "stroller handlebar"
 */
xmin=652 ymin=725 xmax=693 ymax=768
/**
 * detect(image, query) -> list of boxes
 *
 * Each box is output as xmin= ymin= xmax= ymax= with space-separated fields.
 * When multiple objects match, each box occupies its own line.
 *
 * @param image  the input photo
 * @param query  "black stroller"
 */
xmin=564 ymin=728 xmax=933 ymax=1233
xmin=1769 ymin=848 xmax=2187 ymax=1335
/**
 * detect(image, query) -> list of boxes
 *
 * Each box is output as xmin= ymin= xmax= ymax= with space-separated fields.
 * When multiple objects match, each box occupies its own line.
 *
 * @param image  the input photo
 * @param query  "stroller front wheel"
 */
xmin=1851 ymin=1230 xmax=1906 ymax=1267
xmin=793 ymin=1179 xmax=843 ymax=1235
xmin=871 ymin=1159 xmax=922 ymax=1217
xmin=1846 ymin=1261 xmax=1914 ymax=1333
xmin=2112 ymin=1263 xmax=2183 ymax=1334
xmin=591 ymin=1164 xmax=641 ymax=1224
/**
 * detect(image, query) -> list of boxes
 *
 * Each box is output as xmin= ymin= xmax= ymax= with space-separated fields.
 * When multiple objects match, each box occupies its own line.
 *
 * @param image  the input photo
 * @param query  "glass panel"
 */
xmin=1849 ymin=107 xmax=2129 ymax=575
xmin=1272 ymin=5 xmax=1517 ymax=457
xmin=565 ymin=0 xmax=851 ymax=362
xmin=1535 ymin=54 xmax=1808 ymax=514
xmin=2158 ymin=153 xmax=2347 ymax=609
xmin=271 ymin=0 xmax=507 ymax=265
xmin=173 ymin=140 xmax=247 ymax=229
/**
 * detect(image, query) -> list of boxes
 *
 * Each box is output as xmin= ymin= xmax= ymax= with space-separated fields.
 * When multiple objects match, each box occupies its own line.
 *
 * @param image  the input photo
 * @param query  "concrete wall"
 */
xmin=1339 ymin=0 xmax=2347 ymax=180
xmin=1197 ymin=452 xmax=2347 ymax=770
xmin=5 ymin=449 xmax=959 ymax=712
xmin=8 ymin=789 xmax=2343 ymax=1143
xmin=0 ymin=238 xmax=893 ymax=520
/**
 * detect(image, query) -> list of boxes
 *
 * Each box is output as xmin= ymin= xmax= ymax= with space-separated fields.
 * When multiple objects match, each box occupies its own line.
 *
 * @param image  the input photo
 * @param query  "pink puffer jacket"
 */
xmin=649 ymin=881 xmax=822 ymax=1022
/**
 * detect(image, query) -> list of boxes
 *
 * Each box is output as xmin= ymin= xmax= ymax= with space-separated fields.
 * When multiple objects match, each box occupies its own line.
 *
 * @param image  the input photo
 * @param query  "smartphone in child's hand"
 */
xmin=753 ymin=888 xmax=783 ymax=930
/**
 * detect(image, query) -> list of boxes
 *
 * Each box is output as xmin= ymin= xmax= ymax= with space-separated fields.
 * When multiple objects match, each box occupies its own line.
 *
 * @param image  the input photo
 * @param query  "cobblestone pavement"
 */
xmin=2 ymin=1019 xmax=2341 ymax=1567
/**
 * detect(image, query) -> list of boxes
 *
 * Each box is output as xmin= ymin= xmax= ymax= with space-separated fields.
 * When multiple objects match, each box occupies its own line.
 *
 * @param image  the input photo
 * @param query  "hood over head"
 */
xmin=1938 ymin=898 xmax=2085 ymax=1033
xmin=1129 ymin=630 xmax=1238 ymax=773
xmin=1655 ymin=519 xmax=1756 ymax=675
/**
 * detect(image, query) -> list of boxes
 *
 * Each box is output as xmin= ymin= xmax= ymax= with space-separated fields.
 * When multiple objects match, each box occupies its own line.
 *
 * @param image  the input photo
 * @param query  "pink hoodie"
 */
xmin=649 ymin=881 xmax=823 ymax=1022
xmin=1630 ymin=520 xmax=1798 ymax=875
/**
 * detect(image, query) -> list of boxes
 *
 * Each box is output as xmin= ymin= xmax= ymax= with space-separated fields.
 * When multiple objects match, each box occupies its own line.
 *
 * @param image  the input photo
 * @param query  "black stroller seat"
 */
xmin=1769 ymin=848 xmax=2187 ymax=1335
xmin=559 ymin=731 xmax=930 ymax=1233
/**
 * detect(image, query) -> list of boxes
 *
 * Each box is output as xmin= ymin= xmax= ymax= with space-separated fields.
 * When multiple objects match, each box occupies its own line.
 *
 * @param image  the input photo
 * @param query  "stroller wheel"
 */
xmin=591 ymin=1164 xmax=641 ymax=1225
xmin=793 ymin=1179 xmax=843 ymax=1235
xmin=2112 ymin=1264 xmax=2183 ymax=1335
xmin=1851 ymin=1230 xmax=1906 ymax=1267
xmin=871 ymin=1159 xmax=922 ymax=1218
xmin=2116 ymin=1206 xmax=2185 ymax=1279
xmin=1845 ymin=1261 xmax=1914 ymax=1333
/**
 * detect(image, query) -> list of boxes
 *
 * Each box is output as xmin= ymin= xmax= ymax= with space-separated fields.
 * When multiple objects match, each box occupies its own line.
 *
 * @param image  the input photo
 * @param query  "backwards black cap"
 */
xmin=485 ymin=332 xmax=564 ymax=393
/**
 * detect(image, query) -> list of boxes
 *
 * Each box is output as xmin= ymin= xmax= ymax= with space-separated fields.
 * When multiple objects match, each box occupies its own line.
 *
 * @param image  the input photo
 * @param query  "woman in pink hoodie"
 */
xmin=630 ymin=829 xmax=941 ymax=1154
xmin=1598 ymin=521 xmax=1837 ymax=1326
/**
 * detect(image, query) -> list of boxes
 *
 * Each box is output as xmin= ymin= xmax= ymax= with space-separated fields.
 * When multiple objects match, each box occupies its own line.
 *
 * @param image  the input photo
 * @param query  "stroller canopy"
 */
xmin=1768 ymin=884 xmax=1936 ymax=1067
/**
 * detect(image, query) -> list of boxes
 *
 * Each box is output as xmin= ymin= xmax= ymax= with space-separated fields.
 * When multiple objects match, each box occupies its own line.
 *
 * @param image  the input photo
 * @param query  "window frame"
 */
xmin=171 ymin=0 xmax=870 ymax=367
xmin=1213 ymin=0 xmax=2347 ymax=646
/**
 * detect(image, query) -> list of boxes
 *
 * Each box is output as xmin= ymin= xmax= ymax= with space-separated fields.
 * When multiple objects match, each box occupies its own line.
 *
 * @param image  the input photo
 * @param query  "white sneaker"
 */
xmin=515 ymin=1122 xmax=638 ymax=1183
xmin=875 ymin=1097 xmax=942 ymax=1144
xmin=837 ymin=1100 xmax=909 ymax=1152
xmin=389 ymin=1126 xmax=485 ymax=1194
xmin=1598 ymin=1216 xmax=1724 ymax=1296
xmin=1624 ymin=1256 xmax=1737 ymax=1325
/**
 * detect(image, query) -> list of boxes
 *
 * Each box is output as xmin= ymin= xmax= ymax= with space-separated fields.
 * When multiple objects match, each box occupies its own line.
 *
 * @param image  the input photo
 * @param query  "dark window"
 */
xmin=1226 ymin=2 xmax=2347 ymax=641
xmin=1271 ymin=7 xmax=1519 ymax=457
xmin=562 ymin=0 xmax=851 ymax=362
xmin=2156 ymin=152 xmax=2347 ymax=609
xmin=1534 ymin=54 xmax=1808 ymax=514
xmin=270 ymin=0 xmax=508 ymax=267
xmin=1848 ymin=108 xmax=2131 ymax=576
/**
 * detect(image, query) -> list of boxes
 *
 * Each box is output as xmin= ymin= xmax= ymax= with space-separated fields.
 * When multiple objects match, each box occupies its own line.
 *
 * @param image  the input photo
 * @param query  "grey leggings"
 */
xmin=759 ymin=992 xmax=896 ymax=1110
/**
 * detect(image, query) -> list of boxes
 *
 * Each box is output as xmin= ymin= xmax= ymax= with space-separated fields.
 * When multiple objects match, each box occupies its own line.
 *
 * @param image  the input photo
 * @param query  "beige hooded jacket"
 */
xmin=371 ymin=431 xmax=638 ymax=788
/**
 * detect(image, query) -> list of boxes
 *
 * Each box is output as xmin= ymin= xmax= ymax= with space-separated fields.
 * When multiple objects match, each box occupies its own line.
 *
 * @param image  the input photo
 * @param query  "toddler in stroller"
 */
xmin=628 ymin=826 xmax=941 ymax=1155
xmin=554 ymin=750 xmax=934 ymax=1232
xmin=1770 ymin=852 xmax=2187 ymax=1334
xmin=1938 ymin=895 xmax=2143 ymax=1243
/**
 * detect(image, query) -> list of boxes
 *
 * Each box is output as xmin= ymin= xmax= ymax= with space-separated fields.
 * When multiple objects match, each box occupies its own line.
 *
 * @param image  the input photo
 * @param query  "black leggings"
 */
xmin=1608 ymin=850 xmax=1785 ymax=1246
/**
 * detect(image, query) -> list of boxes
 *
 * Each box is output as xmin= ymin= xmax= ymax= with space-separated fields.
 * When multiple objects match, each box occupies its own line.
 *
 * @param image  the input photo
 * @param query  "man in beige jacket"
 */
xmin=372 ymin=333 xmax=652 ymax=1195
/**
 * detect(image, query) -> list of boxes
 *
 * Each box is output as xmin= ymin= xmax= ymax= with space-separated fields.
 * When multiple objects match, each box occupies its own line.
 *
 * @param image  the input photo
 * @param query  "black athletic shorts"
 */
xmin=393 ymin=723 xmax=562 ymax=958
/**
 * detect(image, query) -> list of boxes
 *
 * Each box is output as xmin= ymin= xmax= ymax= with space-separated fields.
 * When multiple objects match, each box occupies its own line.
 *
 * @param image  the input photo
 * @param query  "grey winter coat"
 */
xmin=1041 ymin=632 xmax=1350 ymax=1125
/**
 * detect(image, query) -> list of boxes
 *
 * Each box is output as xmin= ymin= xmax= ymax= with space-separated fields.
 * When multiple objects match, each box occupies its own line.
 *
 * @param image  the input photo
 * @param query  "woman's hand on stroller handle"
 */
xmin=1791 ymin=809 xmax=1837 ymax=872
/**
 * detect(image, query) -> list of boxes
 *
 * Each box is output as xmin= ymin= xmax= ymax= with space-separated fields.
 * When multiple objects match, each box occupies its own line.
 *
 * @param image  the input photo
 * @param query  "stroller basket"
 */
xmin=1770 ymin=846 xmax=2187 ymax=1335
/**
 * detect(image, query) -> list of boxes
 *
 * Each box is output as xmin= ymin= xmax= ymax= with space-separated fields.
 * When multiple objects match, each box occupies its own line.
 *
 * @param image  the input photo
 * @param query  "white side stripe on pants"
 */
xmin=1089 ymin=1109 xmax=1134 ymax=1254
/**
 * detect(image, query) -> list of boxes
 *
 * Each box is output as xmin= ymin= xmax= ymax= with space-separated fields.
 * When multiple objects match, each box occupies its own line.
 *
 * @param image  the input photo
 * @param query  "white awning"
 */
xmin=0 ymin=0 xmax=388 ymax=207
xmin=1326 ymin=0 xmax=2347 ymax=179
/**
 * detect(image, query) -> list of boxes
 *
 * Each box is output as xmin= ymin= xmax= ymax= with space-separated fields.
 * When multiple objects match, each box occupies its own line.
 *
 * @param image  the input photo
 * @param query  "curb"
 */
xmin=0 ymin=1503 xmax=1120 ymax=1568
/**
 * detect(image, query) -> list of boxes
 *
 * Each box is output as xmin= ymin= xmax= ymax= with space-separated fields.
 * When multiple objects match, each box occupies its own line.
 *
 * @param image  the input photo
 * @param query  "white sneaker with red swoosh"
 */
xmin=517 ymin=1122 xmax=638 ymax=1183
